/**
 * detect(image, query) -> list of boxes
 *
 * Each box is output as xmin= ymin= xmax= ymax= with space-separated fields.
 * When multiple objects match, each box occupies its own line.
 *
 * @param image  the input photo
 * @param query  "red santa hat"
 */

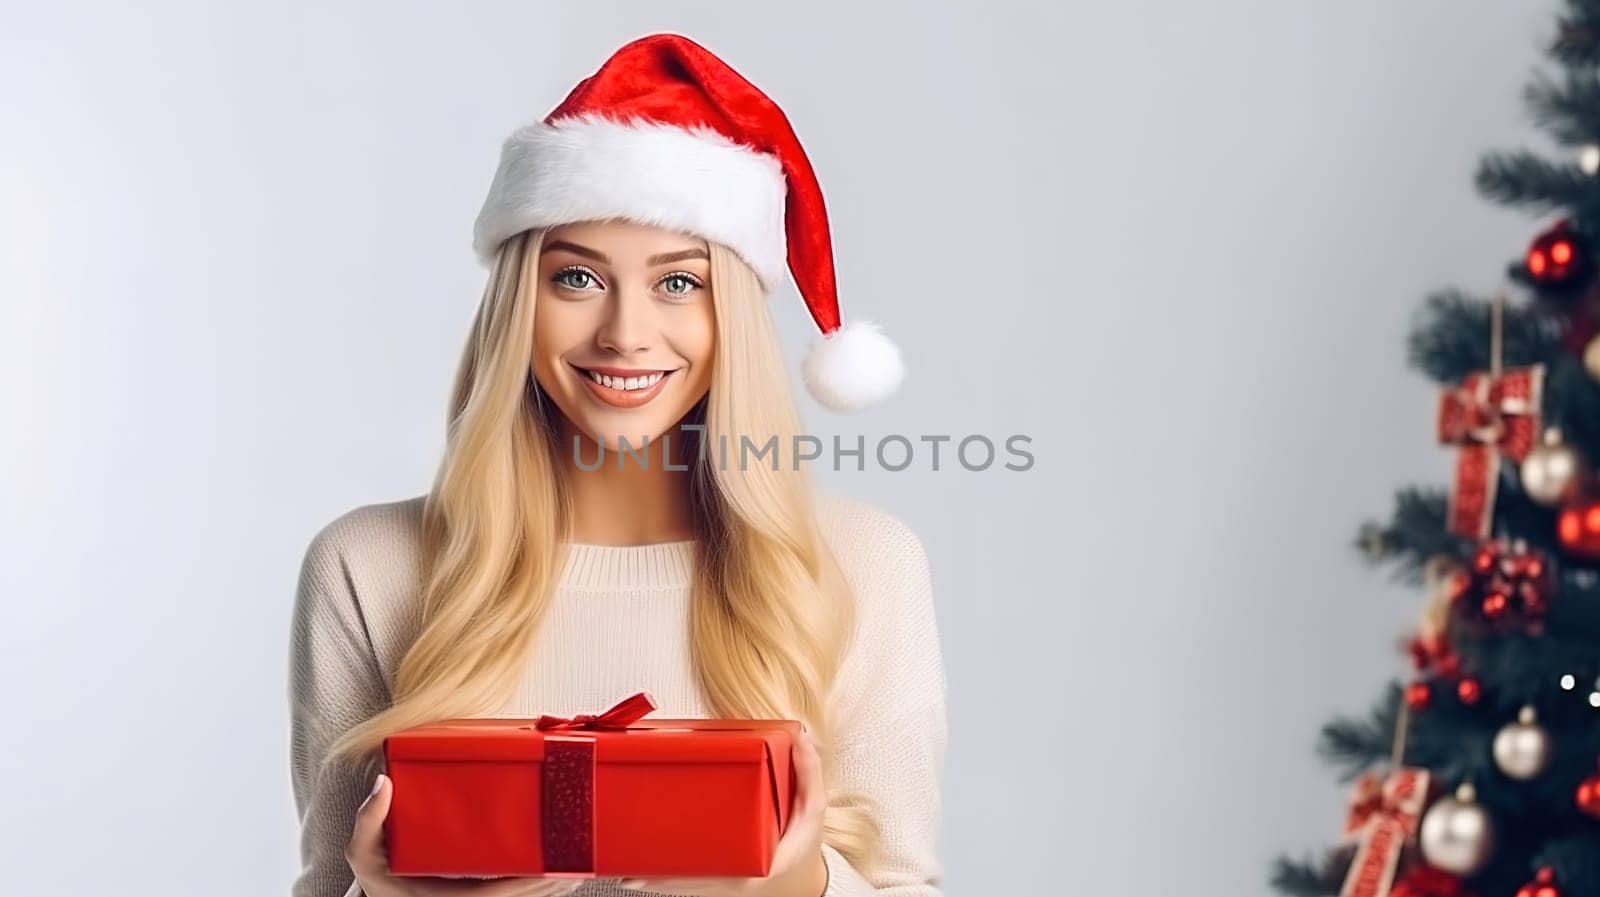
xmin=471 ymin=32 xmax=904 ymax=412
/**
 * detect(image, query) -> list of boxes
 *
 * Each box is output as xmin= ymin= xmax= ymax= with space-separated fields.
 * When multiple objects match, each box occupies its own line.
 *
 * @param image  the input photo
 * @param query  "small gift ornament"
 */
xmin=1339 ymin=766 xmax=1432 ymax=897
xmin=1438 ymin=368 xmax=1545 ymax=538
xmin=1436 ymin=295 xmax=1546 ymax=539
xmin=1343 ymin=770 xmax=1388 ymax=837
xmin=1339 ymin=698 xmax=1432 ymax=897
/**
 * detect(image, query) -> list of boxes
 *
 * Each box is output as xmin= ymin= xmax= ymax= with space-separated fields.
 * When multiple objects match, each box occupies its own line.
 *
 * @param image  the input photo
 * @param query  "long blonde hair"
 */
xmin=323 ymin=226 xmax=883 ymax=874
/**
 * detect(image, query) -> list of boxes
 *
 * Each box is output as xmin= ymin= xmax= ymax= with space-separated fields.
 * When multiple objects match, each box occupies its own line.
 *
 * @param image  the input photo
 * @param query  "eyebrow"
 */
xmin=544 ymin=240 xmax=709 ymax=266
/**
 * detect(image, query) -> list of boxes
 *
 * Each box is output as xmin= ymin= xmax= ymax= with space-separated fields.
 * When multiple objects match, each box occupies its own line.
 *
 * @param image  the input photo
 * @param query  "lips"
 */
xmin=571 ymin=364 xmax=677 ymax=409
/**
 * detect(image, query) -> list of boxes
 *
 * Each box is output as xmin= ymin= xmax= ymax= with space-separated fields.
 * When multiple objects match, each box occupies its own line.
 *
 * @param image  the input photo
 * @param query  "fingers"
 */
xmin=346 ymin=773 xmax=392 ymax=878
xmin=449 ymin=877 xmax=582 ymax=896
xmin=765 ymin=730 xmax=826 ymax=879
xmin=617 ymin=878 xmax=716 ymax=895
xmin=417 ymin=874 xmax=580 ymax=897
xmin=790 ymin=730 xmax=824 ymax=821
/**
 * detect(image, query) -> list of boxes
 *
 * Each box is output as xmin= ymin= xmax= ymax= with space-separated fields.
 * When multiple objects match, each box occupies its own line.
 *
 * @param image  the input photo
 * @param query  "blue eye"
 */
xmin=660 ymin=272 xmax=704 ymax=298
xmin=553 ymin=266 xmax=600 ymax=291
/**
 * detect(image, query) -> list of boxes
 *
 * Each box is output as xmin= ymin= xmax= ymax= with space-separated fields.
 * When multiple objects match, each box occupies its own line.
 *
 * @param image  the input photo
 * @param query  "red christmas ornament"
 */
xmin=1450 ymin=538 xmax=1554 ymax=630
xmin=1482 ymin=590 xmax=1510 ymax=619
xmin=1526 ymin=219 xmax=1585 ymax=286
xmin=1407 ymin=637 xmax=1432 ymax=671
xmin=1436 ymin=653 xmax=1462 ymax=678
xmin=1576 ymin=764 xmax=1600 ymax=818
xmin=1557 ymin=494 xmax=1600 ymax=560
xmin=1406 ymin=681 xmax=1433 ymax=711
xmin=1515 ymin=867 xmax=1562 ymax=897
xmin=1457 ymin=677 xmax=1482 ymax=705
xmin=1405 ymin=631 xmax=1460 ymax=678
xmin=1393 ymin=863 xmax=1465 ymax=897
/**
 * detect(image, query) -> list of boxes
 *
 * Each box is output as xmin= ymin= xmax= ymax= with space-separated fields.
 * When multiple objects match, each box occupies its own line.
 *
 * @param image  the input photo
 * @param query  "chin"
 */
xmin=567 ymin=410 xmax=679 ymax=454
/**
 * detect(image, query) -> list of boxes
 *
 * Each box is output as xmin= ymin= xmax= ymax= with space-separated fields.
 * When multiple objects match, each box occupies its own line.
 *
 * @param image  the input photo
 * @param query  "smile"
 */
xmin=571 ymin=364 xmax=677 ymax=409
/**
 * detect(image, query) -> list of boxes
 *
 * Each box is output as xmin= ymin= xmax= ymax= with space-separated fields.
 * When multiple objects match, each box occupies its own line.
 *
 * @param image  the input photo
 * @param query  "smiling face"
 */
xmin=530 ymin=220 xmax=717 ymax=453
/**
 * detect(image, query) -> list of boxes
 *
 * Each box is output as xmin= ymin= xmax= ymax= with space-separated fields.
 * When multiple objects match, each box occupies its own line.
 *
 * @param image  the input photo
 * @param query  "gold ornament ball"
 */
xmin=1520 ymin=428 xmax=1587 ymax=506
xmin=1491 ymin=705 xmax=1552 ymax=780
xmin=1585 ymin=334 xmax=1600 ymax=380
xmin=1418 ymin=783 xmax=1494 ymax=876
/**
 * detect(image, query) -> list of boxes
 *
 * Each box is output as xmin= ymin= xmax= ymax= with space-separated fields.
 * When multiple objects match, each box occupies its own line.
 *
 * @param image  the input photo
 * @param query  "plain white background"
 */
xmin=0 ymin=1 xmax=1568 ymax=893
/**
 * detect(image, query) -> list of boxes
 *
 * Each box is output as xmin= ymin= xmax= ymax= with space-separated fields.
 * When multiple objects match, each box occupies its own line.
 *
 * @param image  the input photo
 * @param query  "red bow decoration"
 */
xmin=1339 ymin=767 xmax=1431 ymax=897
xmin=1342 ymin=771 xmax=1386 ymax=838
xmin=534 ymin=691 xmax=659 ymax=731
xmin=532 ymin=691 xmax=660 ymax=873
xmin=1437 ymin=366 xmax=1544 ymax=539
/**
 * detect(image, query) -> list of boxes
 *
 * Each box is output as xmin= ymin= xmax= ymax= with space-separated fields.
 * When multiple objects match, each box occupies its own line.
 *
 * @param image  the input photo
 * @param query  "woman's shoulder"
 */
xmin=296 ymin=495 xmax=429 ymax=635
xmin=302 ymin=494 xmax=427 ymax=571
xmin=813 ymin=492 xmax=930 ymax=581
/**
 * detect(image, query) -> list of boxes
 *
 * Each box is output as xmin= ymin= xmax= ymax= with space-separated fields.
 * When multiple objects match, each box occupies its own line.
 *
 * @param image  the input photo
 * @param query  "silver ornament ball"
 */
xmin=1492 ymin=705 xmax=1552 ymax=780
xmin=1586 ymin=335 xmax=1600 ymax=381
xmin=1520 ymin=428 xmax=1587 ymax=507
xmin=1419 ymin=783 xmax=1495 ymax=876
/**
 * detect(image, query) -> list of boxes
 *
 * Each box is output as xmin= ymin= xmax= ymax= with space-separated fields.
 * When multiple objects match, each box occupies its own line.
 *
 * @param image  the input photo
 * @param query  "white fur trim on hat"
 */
xmin=801 ymin=320 xmax=905 ymax=412
xmin=472 ymin=111 xmax=789 ymax=289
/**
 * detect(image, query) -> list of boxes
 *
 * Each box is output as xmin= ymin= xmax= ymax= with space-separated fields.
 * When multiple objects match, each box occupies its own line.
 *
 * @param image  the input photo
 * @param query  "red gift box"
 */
xmin=381 ymin=691 xmax=801 ymax=879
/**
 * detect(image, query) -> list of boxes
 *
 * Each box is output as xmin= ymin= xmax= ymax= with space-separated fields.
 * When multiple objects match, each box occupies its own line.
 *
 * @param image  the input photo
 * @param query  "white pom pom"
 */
xmin=801 ymin=320 xmax=905 ymax=412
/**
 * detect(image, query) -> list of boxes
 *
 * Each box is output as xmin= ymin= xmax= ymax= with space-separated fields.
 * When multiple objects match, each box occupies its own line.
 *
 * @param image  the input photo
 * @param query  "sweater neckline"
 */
xmin=559 ymin=539 xmax=697 ymax=591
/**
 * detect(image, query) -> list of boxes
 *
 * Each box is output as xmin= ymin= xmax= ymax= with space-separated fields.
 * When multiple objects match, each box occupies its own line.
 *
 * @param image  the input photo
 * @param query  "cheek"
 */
xmin=531 ymin=295 xmax=585 ymax=374
xmin=675 ymin=301 xmax=717 ymax=370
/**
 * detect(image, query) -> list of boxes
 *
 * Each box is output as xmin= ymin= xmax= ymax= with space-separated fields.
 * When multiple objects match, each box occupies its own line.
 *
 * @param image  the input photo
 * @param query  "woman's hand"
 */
xmin=616 ymin=729 xmax=830 ymax=897
xmin=347 ymin=773 xmax=584 ymax=897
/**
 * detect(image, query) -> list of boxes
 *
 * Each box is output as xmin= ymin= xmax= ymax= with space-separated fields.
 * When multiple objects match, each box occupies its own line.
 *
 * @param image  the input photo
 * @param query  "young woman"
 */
xmin=288 ymin=34 xmax=946 ymax=897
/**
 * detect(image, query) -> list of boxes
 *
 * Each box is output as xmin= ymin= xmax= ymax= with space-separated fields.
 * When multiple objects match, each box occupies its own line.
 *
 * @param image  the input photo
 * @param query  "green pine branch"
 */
xmin=1526 ymin=70 xmax=1600 ymax=146
xmin=1404 ymin=290 xmax=1563 ymax=384
xmin=1476 ymin=150 xmax=1599 ymax=213
xmin=1355 ymin=486 xmax=1461 ymax=583
xmin=1269 ymin=848 xmax=1353 ymax=897
xmin=1552 ymin=2 xmax=1600 ymax=67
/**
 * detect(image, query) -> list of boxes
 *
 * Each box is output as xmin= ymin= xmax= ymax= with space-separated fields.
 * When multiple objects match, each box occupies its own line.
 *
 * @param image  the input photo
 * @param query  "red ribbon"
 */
xmin=1437 ymin=366 xmax=1544 ymax=539
xmin=1341 ymin=771 xmax=1385 ymax=838
xmin=533 ymin=692 xmax=659 ymax=873
xmin=1338 ymin=767 xmax=1430 ymax=897
xmin=535 ymin=690 xmax=658 ymax=731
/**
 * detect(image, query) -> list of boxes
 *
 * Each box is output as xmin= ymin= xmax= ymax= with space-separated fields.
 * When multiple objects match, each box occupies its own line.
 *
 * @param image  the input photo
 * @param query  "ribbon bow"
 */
xmin=1338 ymin=767 xmax=1431 ymax=897
xmin=1341 ymin=771 xmax=1386 ymax=839
xmin=1437 ymin=365 xmax=1544 ymax=539
xmin=534 ymin=691 xmax=659 ymax=731
xmin=531 ymin=691 xmax=660 ymax=873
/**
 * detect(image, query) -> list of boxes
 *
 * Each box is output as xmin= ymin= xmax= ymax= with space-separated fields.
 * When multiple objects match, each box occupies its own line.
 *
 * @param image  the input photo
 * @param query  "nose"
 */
xmin=594 ymin=285 xmax=655 ymax=356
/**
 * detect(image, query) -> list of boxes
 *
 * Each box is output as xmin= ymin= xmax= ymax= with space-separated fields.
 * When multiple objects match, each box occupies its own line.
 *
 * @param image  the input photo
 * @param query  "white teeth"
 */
xmin=585 ymin=370 xmax=665 ymax=391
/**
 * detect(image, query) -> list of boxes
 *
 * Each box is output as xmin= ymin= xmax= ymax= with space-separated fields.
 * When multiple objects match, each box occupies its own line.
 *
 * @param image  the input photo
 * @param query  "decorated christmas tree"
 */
xmin=1272 ymin=4 xmax=1600 ymax=897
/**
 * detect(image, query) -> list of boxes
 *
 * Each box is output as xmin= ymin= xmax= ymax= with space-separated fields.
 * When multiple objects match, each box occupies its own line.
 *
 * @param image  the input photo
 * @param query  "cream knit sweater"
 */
xmin=288 ymin=493 xmax=947 ymax=897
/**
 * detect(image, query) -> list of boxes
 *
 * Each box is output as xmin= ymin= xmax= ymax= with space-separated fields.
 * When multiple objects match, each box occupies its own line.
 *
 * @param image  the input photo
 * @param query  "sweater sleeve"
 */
xmin=819 ymin=503 xmax=949 ymax=896
xmin=288 ymin=518 xmax=391 ymax=897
